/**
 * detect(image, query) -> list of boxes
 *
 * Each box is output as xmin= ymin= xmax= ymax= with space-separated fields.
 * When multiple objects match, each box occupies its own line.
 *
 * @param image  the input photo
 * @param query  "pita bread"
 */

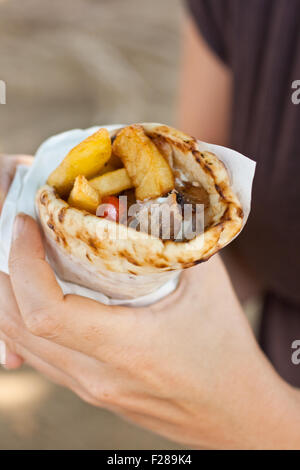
xmin=36 ymin=123 xmax=243 ymax=298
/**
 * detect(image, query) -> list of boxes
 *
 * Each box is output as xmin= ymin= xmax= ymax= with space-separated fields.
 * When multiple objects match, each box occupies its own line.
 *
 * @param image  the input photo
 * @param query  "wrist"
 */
xmin=244 ymin=361 xmax=300 ymax=449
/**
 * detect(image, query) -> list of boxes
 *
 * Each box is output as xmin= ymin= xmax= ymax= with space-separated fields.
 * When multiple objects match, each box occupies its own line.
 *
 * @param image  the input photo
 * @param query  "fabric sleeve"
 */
xmin=185 ymin=0 xmax=230 ymax=64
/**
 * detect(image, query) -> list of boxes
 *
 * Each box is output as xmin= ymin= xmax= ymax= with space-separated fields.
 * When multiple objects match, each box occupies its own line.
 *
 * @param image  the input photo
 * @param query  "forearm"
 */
xmin=193 ymin=255 xmax=300 ymax=449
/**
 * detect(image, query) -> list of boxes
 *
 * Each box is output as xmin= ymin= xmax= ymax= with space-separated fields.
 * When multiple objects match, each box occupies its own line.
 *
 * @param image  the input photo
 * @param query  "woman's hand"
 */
xmin=0 ymin=154 xmax=33 ymax=212
xmin=2 ymin=213 xmax=300 ymax=449
xmin=0 ymin=154 xmax=33 ymax=369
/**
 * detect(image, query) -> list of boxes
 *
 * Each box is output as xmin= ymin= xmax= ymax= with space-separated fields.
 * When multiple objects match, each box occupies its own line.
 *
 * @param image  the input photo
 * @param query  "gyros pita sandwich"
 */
xmin=36 ymin=123 xmax=243 ymax=300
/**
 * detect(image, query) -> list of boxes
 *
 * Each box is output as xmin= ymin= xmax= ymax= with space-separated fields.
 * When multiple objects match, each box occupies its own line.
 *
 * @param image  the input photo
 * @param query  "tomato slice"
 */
xmin=96 ymin=196 xmax=125 ymax=223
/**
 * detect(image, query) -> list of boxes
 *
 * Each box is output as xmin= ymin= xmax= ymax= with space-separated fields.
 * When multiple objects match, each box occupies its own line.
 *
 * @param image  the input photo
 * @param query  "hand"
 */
xmin=0 ymin=154 xmax=33 ymax=369
xmin=3 ymin=213 xmax=300 ymax=449
xmin=0 ymin=154 xmax=33 ymax=212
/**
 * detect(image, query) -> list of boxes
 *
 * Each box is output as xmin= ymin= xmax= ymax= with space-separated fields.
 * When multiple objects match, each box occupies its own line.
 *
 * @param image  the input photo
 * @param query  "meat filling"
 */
xmin=117 ymin=182 xmax=208 ymax=242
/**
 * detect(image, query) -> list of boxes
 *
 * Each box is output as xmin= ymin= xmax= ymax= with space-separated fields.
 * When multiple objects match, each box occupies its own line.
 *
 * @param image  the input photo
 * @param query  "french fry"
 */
xmin=89 ymin=168 xmax=133 ymax=197
xmin=68 ymin=175 xmax=101 ymax=214
xmin=48 ymin=128 xmax=112 ymax=198
xmin=112 ymin=125 xmax=174 ymax=200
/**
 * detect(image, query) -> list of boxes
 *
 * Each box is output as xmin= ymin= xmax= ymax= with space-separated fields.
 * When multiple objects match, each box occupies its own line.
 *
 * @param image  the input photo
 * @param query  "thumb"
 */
xmin=9 ymin=214 xmax=64 ymax=321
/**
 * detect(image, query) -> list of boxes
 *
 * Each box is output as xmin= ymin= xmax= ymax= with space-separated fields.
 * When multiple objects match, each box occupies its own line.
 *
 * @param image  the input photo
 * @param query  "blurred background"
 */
xmin=0 ymin=0 xmax=182 ymax=154
xmin=0 ymin=0 xmax=184 ymax=449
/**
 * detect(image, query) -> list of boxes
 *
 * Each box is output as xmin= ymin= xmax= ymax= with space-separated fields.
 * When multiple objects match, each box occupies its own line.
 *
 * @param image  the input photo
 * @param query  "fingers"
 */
xmin=0 ymin=330 xmax=97 ymax=405
xmin=0 ymin=154 xmax=33 ymax=213
xmin=9 ymin=214 xmax=138 ymax=361
xmin=2 ymin=346 xmax=24 ymax=370
xmin=0 ymin=270 xmax=103 ymax=381
xmin=0 ymin=272 xmax=111 ymax=405
xmin=22 ymin=347 xmax=91 ymax=401
xmin=0 ymin=272 xmax=24 ymax=369
xmin=0 ymin=268 xmax=136 ymax=412
xmin=1 ymin=268 xmax=129 ymax=411
xmin=3 ymin=154 xmax=34 ymax=170
xmin=10 ymin=155 xmax=33 ymax=166
xmin=16 ymin=345 xmax=99 ymax=406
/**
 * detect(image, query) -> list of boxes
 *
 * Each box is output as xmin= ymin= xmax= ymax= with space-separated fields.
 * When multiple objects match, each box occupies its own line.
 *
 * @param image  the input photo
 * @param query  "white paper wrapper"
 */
xmin=0 ymin=125 xmax=256 ymax=307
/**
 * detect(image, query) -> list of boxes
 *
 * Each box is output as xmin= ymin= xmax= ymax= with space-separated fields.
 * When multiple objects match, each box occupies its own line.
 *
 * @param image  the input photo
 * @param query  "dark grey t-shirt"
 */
xmin=186 ymin=0 xmax=300 ymax=385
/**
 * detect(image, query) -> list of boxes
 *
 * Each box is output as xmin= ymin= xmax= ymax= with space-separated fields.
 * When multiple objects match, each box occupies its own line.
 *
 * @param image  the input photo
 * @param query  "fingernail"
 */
xmin=13 ymin=213 xmax=26 ymax=241
xmin=2 ymin=351 xmax=24 ymax=370
xmin=0 ymin=339 xmax=6 ymax=366
xmin=0 ymin=341 xmax=23 ymax=370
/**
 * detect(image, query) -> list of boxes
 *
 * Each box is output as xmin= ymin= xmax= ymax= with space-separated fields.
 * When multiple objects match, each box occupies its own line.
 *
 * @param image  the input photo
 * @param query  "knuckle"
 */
xmin=0 ymin=317 xmax=20 ymax=342
xmin=100 ymin=387 xmax=120 ymax=406
xmin=87 ymin=380 xmax=119 ymax=406
xmin=79 ymin=392 xmax=101 ymax=408
xmin=24 ymin=307 xmax=61 ymax=339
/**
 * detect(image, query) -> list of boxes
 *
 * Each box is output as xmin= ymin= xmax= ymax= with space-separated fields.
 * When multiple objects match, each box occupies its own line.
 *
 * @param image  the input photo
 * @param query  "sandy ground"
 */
xmin=0 ymin=0 xmax=184 ymax=449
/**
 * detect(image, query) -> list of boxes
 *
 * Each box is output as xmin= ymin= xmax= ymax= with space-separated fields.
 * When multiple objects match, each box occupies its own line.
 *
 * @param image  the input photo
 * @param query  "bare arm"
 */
xmin=177 ymin=15 xmax=232 ymax=146
xmin=178 ymin=14 xmax=262 ymax=303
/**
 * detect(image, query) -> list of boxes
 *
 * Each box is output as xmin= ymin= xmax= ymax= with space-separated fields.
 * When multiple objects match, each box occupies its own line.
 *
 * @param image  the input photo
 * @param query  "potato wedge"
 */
xmin=112 ymin=125 xmax=174 ymax=200
xmin=48 ymin=128 xmax=111 ymax=198
xmin=97 ymin=153 xmax=123 ymax=176
xmin=68 ymin=175 xmax=100 ymax=214
xmin=89 ymin=168 xmax=133 ymax=197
